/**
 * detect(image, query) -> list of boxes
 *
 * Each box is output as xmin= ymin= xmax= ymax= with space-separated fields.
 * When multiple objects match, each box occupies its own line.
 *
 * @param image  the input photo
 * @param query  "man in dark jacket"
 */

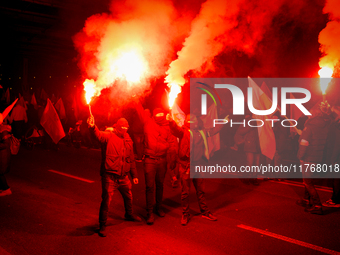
xmin=168 ymin=113 xmax=221 ymax=225
xmin=297 ymin=107 xmax=332 ymax=215
xmin=135 ymin=103 xmax=177 ymax=225
xmin=235 ymin=114 xmax=261 ymax=185
xmin=0 ymin=122 xmax=12 ymax=197
xmin=322 ymin=106 xmax=340 ymax=208
xmin=88 ymin=116 xmax=141 ymax=237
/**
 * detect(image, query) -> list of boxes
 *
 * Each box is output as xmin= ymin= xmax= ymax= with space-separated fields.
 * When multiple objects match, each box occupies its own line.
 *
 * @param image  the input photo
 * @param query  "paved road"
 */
xmin=0 ymin=144 xmax=339 ymax=255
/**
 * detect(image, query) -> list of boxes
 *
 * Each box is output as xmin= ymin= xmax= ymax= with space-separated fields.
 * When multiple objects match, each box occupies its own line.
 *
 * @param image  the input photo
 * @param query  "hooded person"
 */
xmin=9 ymin=97 xmax=28 ymax=139
xmin=87 ymin=115 xmax=141 ymax=237
xmin=297 ymin=105 xmax=332 ymax=215
xmin=321 ymin=106 xmax=340 ymax=208
xmin=167 ymin=112 xmax=226 ymax=225
xmin=134 ymin=102 xmax=177 ymax=225
xmin=0 ymin=123 xmax=12 ymax=196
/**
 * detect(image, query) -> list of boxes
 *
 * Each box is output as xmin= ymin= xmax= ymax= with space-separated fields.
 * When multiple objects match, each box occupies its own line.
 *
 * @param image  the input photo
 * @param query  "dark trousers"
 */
xmin=301 ymin=161 xmax=321 ymax=206
xmin=99 ymin=173 xmax=133 ymax=226
xmin=0 ymin=174 xmax=9 ymax=190
xmin=179 ymin=163 xmax=209 ymax=215
xmin=331 ymin=179 xmax=340 ymax=204
xmin=144 ymin=157 xmax=167 ymax=213
xmin=246 ymin=152 xmax=260 ymax=178
xmin=133 ymin=134 xmax=144 ymax=160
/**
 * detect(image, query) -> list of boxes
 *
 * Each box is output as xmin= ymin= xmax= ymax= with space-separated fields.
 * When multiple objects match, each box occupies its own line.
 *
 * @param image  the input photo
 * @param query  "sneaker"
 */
xmin=155 ymin=208 xmax=165 ymax=217
xmin=0 ymin=188 xmax=12 ymax=197
xmin=125 ymin=214 xmax=142 ymax=222
xmin=202 ymin=212 xmax=217 ymax=221
xmin=322 ymin=199 xmax=340 ymax=208
xmin=135 ymin=159 xmax=142 ymax=163
xmin=305 ymin=205 xmax=323 ymax=215
xmin=181 ymin=214 xmax=190 ymax=226
xmin=146 ymin=213 xmax=155 ymax=225
xmin=98 ymin=225 xmax=107 ymax=237
xmin=296 ymin=199 xmax=310 ymax=207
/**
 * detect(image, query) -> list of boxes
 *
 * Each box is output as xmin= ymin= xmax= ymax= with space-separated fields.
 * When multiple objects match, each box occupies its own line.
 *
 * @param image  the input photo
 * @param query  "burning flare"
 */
xmin=318 ymin=66 xmax=333 ymax=95
xmin=97 ymin=49 xmax=149 ymax=86
xmin=168 ymin=83 xmax=181 ymax=108
xmin=83 ymin=79 xmax=97 ymax=104
xmin=83 ymin=50 xmax=149 ymax=105
xmin=115 ymin=50 xmax=147 ymax=83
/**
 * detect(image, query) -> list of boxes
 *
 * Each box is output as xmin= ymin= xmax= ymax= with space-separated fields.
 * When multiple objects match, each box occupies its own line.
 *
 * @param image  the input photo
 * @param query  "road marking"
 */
xmin=270 ymin=180 xmax=332 ymax=193
xmin=48 ymin=170 xmax=94 ymax=183
xmin=237 ymin=224 xmax=340 ymax=255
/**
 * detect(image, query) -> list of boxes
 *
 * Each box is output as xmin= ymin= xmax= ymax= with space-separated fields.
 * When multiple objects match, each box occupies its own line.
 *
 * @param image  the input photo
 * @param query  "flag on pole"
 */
xmin=260 ymin=82 xmax=282 ymax=113
xmin=4 ymin=88 xmax=10 ymax=104
xmin=248 ymin=77 xmax=276 ymax=159
xmin=18 ymin=96 xmax=27 ymax=110
xmin=31 ymin=93 xmax=37 ymax=106
xmin=171 ymin=102 xmax=186 ymax=127
xmin=55 ymin=98 xmax=66 ymax=120
xmin=260 ymin=82 xmax=272 ymax=99
xmin=40 ymin=99 xmax=65 ymax=144
xmin=200 ymin=103 xmax=220 ymax=157
xmin=1 ymin=98 xmax=18 ymax=120
xmin=40 ymin=88 xmax=48 ymax=101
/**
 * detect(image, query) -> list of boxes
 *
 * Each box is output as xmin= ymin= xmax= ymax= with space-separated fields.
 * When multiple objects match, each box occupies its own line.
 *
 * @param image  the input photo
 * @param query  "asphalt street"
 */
xmin=0 ymin=144 xmax=339 ymax=255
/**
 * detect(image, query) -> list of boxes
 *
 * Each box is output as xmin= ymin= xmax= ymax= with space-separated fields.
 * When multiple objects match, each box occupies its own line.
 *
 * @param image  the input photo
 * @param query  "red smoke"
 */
xmin=73 ymin=0 xmax=189 ymax=108
xmin=319 ymin=0 xmax=340 ymax=74
xmin=73 ymin=0 xmax=334 ymax=111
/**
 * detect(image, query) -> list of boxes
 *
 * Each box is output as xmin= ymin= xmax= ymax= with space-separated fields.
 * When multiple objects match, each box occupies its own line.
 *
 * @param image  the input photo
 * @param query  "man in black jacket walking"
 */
xmin=297 ymin=106 xmax=332 ymax=215
xmin=88 ymin=116 xmax=141 ymax=237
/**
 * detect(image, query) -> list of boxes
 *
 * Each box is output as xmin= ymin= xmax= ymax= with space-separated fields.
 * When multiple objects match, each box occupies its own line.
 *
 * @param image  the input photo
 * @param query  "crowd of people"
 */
xmin=88 ymin=99 xmax=340 ymax=237
xmin=1 ymin=89 xmax=340 ymax=238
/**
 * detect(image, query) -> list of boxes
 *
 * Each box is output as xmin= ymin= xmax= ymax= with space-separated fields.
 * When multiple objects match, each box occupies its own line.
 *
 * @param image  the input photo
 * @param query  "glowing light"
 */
xmin=318 ymin=67 xmax=333 ymax=78
xmin=115 ymin=50 xmax=147 ymax=83
xmin=83 ymin=49 xmax=149 ymax=106
xmin=168 ymin=83 xmax=181 ymax=108
xmin=318 ymin=66 xmax=333 ymax=95
xmin=83 ymin=79 xmax=97 ymax=104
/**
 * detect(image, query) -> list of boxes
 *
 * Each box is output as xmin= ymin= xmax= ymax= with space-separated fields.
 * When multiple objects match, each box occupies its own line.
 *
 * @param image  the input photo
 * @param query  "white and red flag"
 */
xmin=40 ymin=99 xmax=65 ymax=144
xmin=248 ymin=77 xmax=276 ymax=160
xmin=31 ymin=93 xmax=37 ymax=106
xmin=171 ymin=102 xmax=186 ymax=127
xmin=55 ymin=98 xmax=66 ymax=120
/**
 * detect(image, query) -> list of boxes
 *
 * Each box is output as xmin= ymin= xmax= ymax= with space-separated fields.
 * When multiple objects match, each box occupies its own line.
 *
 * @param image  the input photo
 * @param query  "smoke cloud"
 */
xmin=318 ymin=0 xmax=340 ymax=71
xmin=165 ymin=0 xmax=320 ymax=89
xmin=73 ymin=0 xmax=185 ymax=107
xmin=74 ymin=0 xmax=332 ymax=112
